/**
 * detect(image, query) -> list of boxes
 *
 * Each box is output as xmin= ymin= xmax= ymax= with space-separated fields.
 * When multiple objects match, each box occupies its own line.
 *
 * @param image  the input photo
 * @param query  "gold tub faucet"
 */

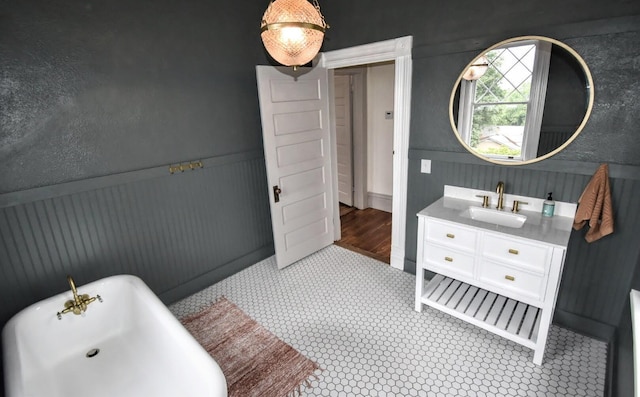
xmin=56 ymin=275 xmax=102 ymax=320
xmin=496 ymin=181 xmax=505 ymax=210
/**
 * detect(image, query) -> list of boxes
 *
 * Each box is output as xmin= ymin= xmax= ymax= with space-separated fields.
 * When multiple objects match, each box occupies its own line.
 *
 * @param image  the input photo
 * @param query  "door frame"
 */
xmin=316 ymin=36 xmax=413 ymax=270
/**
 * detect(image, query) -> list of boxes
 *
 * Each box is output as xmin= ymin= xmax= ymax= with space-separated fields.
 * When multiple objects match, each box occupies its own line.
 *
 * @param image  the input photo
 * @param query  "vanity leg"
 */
xmin=415 ymin=267 xmax=424 ymax=312
xmin=533 ymin=308 xmax=553 ymax=365
xmin=415 ymin=218 xmax=426 ymax=312
xmin=532 ymin=249 xmax=565 ymax=365
xmin=533 ymin=347 xmax=544 ymax=366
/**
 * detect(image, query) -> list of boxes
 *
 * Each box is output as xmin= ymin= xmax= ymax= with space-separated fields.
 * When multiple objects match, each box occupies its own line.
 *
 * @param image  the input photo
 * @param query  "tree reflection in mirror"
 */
xmin=457 ymin=39 xmax=551 ymax=162
xmin=450 ymin=36 xmax=594 ymax=166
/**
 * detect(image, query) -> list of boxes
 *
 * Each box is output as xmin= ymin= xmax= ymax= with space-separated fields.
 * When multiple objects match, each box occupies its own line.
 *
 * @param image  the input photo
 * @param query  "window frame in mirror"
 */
xmin=449 ymin=35 xmax=595 ymax=166
xmin=457 ymin=39 xmax=551 ymax=162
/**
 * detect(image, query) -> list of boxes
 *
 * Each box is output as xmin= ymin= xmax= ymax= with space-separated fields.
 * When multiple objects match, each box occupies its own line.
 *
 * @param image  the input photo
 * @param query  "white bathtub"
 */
xmin=2 ymin=275 xmax=227 ymax=397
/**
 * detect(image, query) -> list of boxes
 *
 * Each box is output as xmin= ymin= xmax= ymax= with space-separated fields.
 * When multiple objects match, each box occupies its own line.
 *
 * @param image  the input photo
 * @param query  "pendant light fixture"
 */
xmin=462 ymin=55 xmax=489 ymax=81
xmin=260 ymin=0 xmax=328 ymax=69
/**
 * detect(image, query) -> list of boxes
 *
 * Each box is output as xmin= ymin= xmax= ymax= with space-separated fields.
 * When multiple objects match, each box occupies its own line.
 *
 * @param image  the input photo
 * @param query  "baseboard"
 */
xmin=404 ymin=258 xmax=417 ymax=274
xmin=159 ymin=244 xmax=275 ymax=305
xmin=390 ymin=250 xmax=405 ymax=270
xmin=367 ymin=192 xmax=392 ymax=213
xmin=554 ymin=310 xmax=616 ymax=396
xmin=607 ymin=332 xmax=616 ymax=397
xmin=553 ymin=309 xmax=616 ymax=342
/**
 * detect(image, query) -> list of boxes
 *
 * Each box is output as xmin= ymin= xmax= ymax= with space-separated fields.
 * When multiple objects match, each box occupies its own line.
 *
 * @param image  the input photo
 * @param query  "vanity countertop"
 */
xmin=418 ymin=196 xmax=575 ymax=248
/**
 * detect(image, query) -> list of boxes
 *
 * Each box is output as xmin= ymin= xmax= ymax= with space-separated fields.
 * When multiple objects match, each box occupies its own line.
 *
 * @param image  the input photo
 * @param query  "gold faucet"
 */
xmin=57 ymin=275 xmax=102 ymax=319
xmin=496 ymin=181 xmax=505 ymax=210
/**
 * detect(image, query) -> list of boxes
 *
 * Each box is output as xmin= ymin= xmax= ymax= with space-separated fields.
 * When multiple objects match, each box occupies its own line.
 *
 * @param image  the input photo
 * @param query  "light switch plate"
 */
xmin=385 ymin=111 xmax=393 ymax=120
xmin=421 ymin=159 xmax=431 ymax=174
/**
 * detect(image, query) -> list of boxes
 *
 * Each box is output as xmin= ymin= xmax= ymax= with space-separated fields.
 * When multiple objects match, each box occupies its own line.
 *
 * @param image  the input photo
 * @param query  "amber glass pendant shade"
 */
xmin=260 ymin=0 xmax=327 ymax=68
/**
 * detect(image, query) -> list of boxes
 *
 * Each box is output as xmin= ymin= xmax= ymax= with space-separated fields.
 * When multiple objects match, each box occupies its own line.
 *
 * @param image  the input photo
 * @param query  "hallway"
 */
xmin=335 ymin=204 xmax=392 ymax=264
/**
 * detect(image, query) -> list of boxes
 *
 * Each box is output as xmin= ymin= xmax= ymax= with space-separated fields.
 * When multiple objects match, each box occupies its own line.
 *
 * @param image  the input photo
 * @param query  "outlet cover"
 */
xmin=421 ymin=159 xmax=431 ymax=174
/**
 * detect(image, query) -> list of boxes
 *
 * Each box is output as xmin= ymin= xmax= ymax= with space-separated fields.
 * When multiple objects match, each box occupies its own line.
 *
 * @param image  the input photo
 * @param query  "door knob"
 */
xmin=273 ymin=185 xmax=282 ymax=203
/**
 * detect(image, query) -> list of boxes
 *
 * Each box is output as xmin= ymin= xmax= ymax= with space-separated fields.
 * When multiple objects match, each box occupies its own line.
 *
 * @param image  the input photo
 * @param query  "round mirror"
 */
xmin=449 ymin=36 xmax=594 ymax=165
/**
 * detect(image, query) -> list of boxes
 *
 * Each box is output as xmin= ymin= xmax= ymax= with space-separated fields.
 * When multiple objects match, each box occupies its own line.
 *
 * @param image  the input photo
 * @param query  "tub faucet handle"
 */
xmin=56 ymin=275 xmax=100 ymax=319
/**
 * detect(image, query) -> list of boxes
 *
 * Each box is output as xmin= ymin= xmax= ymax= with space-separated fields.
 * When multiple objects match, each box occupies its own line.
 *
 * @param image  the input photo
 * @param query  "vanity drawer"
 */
xmin=482 ymin=234 xmax=550 ymax=274
xmin=425 ymin=219 xmax=478 ymax=254
xmin=423 ymin=243 xmax=475 ymax=279
xmin=479 ymin=260 xmax=546 ymax=302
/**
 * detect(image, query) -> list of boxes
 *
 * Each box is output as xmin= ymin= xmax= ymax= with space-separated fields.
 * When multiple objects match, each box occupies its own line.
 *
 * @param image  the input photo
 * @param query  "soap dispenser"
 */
xmin=542 ymin=192 xmax=555 ymax=217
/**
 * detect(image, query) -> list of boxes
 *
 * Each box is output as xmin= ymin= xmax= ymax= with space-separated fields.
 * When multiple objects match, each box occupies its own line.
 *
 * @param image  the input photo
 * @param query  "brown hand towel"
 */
xmin=573 ymin=163 xmax=614 ymax=242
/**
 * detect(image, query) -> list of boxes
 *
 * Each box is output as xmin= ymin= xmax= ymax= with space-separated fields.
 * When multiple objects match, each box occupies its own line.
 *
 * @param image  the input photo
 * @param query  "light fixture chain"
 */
xmin=312 ymin=0 xmax=328 ymax=28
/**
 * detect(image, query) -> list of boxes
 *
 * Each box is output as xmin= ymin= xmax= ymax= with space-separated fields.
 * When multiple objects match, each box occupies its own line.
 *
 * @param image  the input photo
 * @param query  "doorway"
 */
xmin=317 ymin=36 xmax=413 ymax=270
xmin=333 ymin=62 xmax=395 ymax=263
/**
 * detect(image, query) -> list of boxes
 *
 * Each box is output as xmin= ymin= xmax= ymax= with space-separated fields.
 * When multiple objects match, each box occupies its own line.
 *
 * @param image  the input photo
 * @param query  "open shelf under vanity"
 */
xmin=419 ymin=274 xmax=542 ymax=350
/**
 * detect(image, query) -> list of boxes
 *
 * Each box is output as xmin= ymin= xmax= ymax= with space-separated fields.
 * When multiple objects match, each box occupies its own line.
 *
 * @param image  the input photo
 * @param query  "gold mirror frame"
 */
xmin=448 ymin=36 xmax=595 ymax=166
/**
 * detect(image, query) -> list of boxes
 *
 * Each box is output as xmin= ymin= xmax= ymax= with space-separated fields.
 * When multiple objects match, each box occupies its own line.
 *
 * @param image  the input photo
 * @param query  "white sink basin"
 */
xmin=461 ymin=206 xmax=527 ymax=228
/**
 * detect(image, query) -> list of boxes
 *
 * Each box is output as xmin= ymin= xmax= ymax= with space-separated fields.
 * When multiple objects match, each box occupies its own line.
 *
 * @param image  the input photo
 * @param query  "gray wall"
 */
xmin=0 ymin=1 xmax=272 ymax=393
xmin=0 ymin=0 xmax=265 ymax=193
xmin=0 ymin=153 xmax=273 ymax=308
xmin=1 ymin=0 xmax=272 ymax=310
xmin=1 ymin=0 xmax=267 ymax=193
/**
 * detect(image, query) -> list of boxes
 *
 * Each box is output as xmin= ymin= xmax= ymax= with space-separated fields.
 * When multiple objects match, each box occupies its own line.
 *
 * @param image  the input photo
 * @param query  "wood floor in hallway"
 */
xmin=335 ymin=204 xmax=392 ymax=264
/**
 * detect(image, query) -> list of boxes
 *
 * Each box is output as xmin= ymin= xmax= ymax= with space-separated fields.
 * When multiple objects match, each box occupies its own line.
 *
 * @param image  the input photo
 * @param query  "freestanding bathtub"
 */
xmin=2 ymin=274 xmax=227 ymax=397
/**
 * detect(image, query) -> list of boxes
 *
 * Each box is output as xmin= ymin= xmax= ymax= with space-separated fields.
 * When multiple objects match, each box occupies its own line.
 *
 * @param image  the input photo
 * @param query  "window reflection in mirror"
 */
xmin=450 ymin=36 xmax=594 ymax=166
xmin=457 ymin=40 xmax=551 ymax=161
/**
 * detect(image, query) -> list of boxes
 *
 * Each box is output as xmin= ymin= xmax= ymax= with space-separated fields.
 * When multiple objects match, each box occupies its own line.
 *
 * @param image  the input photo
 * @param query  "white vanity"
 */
xmin=415 ymin=185 xmax=577 ymax=365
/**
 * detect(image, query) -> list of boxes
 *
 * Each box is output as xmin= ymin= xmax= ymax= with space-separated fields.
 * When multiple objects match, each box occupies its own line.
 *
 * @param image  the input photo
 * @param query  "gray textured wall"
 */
xmin=0 ymin=1 xmax=271 ymax=393
xmin=0 ymin=0 xmax=272 ymax=307
xmin=1 ymin=0 xmax=267 ymax=193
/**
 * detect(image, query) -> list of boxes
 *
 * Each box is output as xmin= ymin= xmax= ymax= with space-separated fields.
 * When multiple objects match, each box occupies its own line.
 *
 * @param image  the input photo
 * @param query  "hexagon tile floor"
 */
xmin=170 ymin=245 xmax=607 ymax=397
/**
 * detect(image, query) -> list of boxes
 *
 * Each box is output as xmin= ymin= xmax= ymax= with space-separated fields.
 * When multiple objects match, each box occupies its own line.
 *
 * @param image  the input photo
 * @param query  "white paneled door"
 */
xmin=256 ymin=66 xmax=335 ymax=269
xmin=334 ymin=74 xmax=353 ymax=207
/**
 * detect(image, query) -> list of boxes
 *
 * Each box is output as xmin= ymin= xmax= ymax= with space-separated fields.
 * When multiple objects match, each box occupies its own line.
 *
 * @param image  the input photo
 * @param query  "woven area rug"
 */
xmin=180 ymin=297 xmax=320 ymax=397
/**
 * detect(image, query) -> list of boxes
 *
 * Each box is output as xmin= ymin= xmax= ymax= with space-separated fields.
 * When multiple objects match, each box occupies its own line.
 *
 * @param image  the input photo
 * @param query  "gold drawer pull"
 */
xmin=446 ymin=233 xmax=455 ymax=239
xmin=444 ymin=257 xmax=453 ymax=262
xmin=505 ymin=275 xmax=515 ymax=281
xmin=508 ymin=248 xmax=519 ymax=255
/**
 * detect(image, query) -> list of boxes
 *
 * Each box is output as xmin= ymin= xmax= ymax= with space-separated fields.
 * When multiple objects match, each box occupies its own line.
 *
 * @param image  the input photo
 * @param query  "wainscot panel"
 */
xmin=0 ymin=153 xmax=274 ymax=329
